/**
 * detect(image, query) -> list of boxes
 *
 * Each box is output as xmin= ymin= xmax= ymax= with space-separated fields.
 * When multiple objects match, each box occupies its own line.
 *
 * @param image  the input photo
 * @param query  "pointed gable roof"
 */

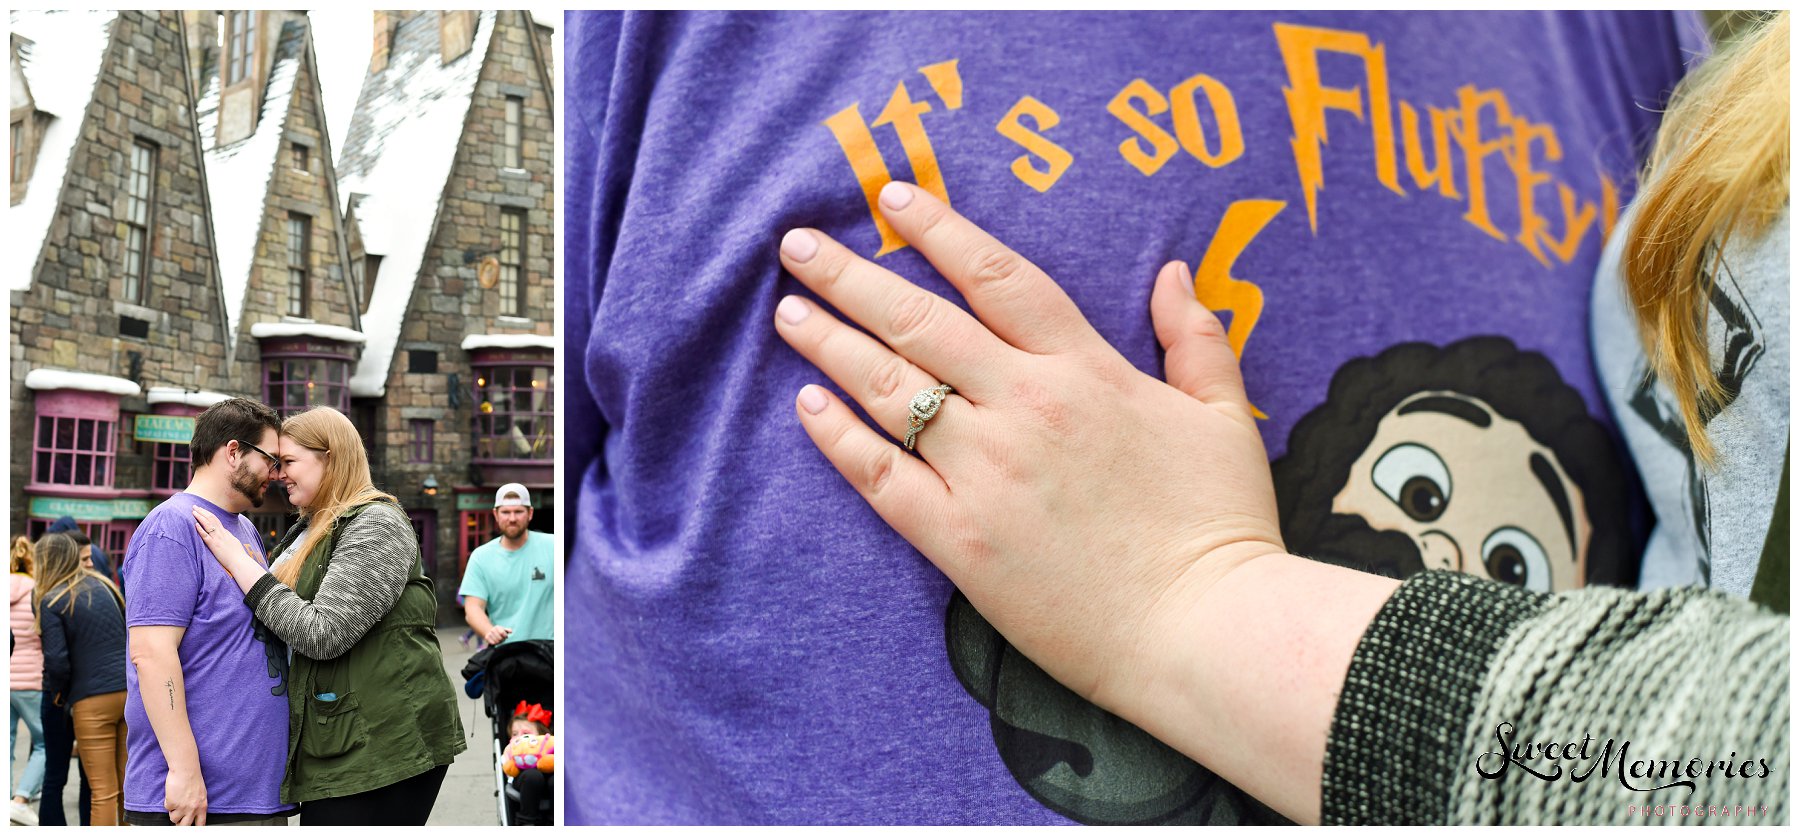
xmin=7 ymin=10 xmax=116 ymax=292
xmin=196 ymin=15 xmax=363 ymax=351
xmin=336 ymin=10 xmax=495 ymax=398
xmin=197 ymin=17 xmax=295 ymax=347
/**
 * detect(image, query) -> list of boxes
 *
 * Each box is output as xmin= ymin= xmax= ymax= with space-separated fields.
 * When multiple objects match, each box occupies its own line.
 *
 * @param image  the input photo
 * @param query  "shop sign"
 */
xmin=135 ymin=414 xmax=196 ymax=444
xmin=28 ymin=496 xmax=150 ymax=521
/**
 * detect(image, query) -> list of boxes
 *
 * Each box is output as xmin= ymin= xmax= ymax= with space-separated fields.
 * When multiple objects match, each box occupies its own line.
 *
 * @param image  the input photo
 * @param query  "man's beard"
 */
xmin=230 ymin=459 xmax=268 ymax=508
xmin=500 ymin=521 xmax=528 ymax=539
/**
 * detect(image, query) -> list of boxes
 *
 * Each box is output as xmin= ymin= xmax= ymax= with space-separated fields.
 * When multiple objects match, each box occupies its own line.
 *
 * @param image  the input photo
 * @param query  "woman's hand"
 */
xmin=192 ymin=506 xmax=266 ymax=595
xmin=775 ymin=181 xmax=1286 ymax=716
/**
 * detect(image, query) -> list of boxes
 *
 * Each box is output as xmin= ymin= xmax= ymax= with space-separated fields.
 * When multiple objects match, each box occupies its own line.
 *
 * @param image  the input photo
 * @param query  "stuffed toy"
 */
xmin=503 ymin=733 xmax=556 ymax=776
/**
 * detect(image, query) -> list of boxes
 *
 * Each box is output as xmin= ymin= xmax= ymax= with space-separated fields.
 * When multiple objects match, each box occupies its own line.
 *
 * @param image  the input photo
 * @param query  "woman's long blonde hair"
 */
xmin=273 ymin=407 xmax=396 ymax=587
xmin=1624 ymin=12 xmax=1789 ymax=465
xmin=12 ymin=536 xmax=33 ymax=575
xmin=32 ymin=533 xmax=123 ymax=632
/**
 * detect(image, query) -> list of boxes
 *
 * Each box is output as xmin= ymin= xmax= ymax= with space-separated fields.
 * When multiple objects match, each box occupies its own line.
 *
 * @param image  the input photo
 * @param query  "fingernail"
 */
xmin=776 ymin=295 xmax=810 ymax=326
xmin=879 ymin=181 xmax=914 ymax=211
xmin=781 ymin=229 xmax=818 ymax=263
xmin=1170 ymin=261 xmax=1193 ymax=290
xmin=798 ymin=385 xmax=828 ymax=415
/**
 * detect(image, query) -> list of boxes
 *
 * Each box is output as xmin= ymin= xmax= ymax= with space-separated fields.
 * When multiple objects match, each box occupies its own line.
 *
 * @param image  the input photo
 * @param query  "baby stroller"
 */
xmin=462 ymin=639 xmax=554 ymax=825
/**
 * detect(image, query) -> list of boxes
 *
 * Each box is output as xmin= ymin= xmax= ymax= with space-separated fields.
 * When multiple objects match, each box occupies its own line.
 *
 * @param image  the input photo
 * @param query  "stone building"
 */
xmin=337 ymin=10 xmax=556 ymax=598
xmin=10 ymin=10 xmax=241 ymax=555
xmin=10 ymin=10 xmax=555 ymax=621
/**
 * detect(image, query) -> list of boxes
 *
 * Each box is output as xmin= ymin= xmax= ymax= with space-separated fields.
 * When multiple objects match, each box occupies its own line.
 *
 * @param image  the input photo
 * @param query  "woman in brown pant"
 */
xmin=35 ymin=534 xmax=128 ymax=825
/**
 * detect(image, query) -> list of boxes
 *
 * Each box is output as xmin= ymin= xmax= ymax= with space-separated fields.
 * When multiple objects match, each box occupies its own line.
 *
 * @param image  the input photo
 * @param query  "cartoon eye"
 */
xmin=1370 ymin=443 xmax=1451 ymax=522
xmin=1481 ymin=527 xmax=1550 ymax=592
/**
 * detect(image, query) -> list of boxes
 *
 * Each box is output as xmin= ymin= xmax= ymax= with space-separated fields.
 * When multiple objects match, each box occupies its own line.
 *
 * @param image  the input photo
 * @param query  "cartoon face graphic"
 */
xmin=946 ymin=337 xmax=1635 ymax=826
xmin=1331 ymin=391 xmax=1590 ymax=592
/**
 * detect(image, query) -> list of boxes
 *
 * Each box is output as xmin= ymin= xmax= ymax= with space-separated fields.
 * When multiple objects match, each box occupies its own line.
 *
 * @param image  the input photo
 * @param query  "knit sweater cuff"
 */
xmin=245 ymin=572 xmax=283 ymax=611
xmin=1321 ymin=571 xmax=1549 ymax=824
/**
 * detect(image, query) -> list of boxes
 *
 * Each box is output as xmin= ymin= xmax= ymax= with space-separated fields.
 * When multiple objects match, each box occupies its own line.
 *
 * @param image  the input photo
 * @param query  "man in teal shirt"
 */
xmin=459 ymin=484 xmax=554 ymax=644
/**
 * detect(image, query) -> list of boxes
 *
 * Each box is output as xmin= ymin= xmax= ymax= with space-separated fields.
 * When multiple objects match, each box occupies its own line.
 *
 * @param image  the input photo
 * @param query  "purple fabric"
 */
xmin=122 ymin=492 xmax=292 ymax=816
xmin=566 ymin=11 xmax=1704 ymax=823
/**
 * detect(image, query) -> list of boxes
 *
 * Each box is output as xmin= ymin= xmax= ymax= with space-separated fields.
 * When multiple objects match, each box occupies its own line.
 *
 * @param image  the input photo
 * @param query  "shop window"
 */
xmin=460 ymin=509 xmax=496 ymax=578
xmin=152 ymin=442 xmax=191 ymax=492
xmin=33 ymin=415 xmax=116 ymax=488
xmin=105 ymin=523 xmax=135 ymax=560
xmin=264 ymin=356 xmax=350 ymax=418
xmin=471 ymin=363 xmax=551 ymax=461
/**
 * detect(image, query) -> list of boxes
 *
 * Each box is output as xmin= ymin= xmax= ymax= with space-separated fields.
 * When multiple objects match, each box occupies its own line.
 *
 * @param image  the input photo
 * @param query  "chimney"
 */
xmin=370 ymin=11 xmax=395 ymax=73
xmin=439 ymin=10 xmax=477 ymax=65
xmin=182 ymin=10 xmax=217 ymax=102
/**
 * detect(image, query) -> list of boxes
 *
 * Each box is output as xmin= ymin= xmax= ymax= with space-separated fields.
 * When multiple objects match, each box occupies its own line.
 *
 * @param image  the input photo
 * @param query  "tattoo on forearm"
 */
xmin=165 ymin=678 xmax=175 ymax=711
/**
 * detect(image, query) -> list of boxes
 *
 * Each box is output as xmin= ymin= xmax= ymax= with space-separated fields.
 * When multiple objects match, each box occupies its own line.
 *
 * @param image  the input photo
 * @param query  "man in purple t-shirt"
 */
xmin=121 ymin=399 xmax=293 ymax=826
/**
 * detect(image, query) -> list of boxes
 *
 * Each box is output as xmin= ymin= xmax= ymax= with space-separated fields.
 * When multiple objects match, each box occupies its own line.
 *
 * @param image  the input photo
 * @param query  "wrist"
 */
xmin=1129 ymin=554 xmax=1401 ymax=824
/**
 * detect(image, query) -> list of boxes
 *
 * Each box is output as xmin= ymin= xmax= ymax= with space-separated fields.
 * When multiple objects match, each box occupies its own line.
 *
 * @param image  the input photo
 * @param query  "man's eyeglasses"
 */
xmin=241 ymin=440 xmax=282 ymax=473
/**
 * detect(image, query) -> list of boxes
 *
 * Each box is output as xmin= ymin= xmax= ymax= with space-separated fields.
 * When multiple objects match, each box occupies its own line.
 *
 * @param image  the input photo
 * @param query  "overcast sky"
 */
xmin=307 ymin=9 xmax=561 ymax=157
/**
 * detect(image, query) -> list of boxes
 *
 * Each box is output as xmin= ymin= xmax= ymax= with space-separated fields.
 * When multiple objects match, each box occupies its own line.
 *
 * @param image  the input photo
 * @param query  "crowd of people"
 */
xmin=8 ymin=399 xmax=556 ymax=826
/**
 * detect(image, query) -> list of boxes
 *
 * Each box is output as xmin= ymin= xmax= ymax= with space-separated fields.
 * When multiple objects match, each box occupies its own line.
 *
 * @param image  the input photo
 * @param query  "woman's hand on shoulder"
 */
xmin=192 ymin=506 xmax=258 ymax=579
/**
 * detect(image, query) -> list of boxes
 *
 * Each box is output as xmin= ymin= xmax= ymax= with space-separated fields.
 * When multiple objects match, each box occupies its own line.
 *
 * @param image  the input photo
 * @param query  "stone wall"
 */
xmin=10 ymin=11 xmax=238 ymax=533
xmin=230 ymin=36 xmax=360 ymax=375
xmin=373 ymin=10 xmax=555 ymax=607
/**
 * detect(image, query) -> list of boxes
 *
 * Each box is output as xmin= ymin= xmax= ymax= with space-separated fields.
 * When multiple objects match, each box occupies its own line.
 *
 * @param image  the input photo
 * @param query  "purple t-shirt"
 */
xmin=568 ymin=11 xmax=1704 ymax=824
xmin=122 ymin=492 xmax=292 ymax=816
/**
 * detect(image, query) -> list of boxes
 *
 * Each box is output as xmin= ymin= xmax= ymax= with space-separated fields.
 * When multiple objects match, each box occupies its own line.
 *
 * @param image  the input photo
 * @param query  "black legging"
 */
xmin=298 ymin=764 xmax=449 ymax=826
xmin=512 ymin=769 xmax=551 ymax=825
xmin=36 ymin=698 xmax=90 ymax=827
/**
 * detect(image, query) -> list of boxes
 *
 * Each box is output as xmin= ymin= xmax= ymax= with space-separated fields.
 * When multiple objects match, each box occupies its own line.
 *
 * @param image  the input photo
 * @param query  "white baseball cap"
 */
xmin=494 ymin=483 xmax=531 ymax=508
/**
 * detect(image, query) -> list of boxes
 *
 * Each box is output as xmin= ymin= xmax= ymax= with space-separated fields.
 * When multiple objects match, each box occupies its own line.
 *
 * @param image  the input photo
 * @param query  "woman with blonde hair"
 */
xmin=193 ymin=406 xmax=464 ymax=825
xmin=1598 ymin=11 xmax=1789 ymax=600
xmin=34 ymin=533 xmax=128 ymax=826
xmin=9 ymin=536 xmax=46 ymax=825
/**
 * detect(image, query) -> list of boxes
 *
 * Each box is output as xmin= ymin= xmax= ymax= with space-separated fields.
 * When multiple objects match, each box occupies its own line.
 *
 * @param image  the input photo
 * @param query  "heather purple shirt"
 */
xmin=567 ymin=12 xmax=1704 ymax=823
xmin=122 ymin=492 xmax=292 ymax=817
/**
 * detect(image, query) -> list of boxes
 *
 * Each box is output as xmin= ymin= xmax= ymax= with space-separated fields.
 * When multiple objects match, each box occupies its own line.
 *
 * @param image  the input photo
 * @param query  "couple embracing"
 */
xmin=122 ymin=399 xmax=464 ymax=826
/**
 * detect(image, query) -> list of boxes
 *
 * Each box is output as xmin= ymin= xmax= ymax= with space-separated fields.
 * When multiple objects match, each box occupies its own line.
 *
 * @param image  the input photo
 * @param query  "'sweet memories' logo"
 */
xmin=1476 ymin=722 xmax=1772 ymax=794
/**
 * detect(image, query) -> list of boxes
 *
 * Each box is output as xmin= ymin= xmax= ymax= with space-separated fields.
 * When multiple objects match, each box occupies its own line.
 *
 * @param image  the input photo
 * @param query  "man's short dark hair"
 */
xmin=191 ymin=398 xmax=282 ymax=469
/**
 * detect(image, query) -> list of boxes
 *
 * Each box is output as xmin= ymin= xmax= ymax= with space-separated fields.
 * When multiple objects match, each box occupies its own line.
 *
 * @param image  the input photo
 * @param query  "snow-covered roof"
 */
xmin=25 ymin=369 xmax=142 ymax=397
xmin=337 ymin=11 xmax=495 ymax=397
xmin=8 ymin=11 xmax=116 ymax=293
xmin=249 ymin=321 xmax=368 ymax=344
xmin=145 ymin=387 xmax=236 ymax=408
xmin=461 ymin=334 xmax=554 ymax=351
xmin=197 ymin=18 xmax=303 ymax=350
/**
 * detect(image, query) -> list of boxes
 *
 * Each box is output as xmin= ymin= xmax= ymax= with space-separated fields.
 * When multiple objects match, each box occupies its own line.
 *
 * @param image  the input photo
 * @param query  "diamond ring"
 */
xmin=904 ymin=384 xmax=953 ymax=451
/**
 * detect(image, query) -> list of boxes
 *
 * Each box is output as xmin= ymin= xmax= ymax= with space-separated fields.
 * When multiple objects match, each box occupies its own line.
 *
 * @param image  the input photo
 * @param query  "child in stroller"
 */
xmin=462 ymin=639 xmax=554 ymax=825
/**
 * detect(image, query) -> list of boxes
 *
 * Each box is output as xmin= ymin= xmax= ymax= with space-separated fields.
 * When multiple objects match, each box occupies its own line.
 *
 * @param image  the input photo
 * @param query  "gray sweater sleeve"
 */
xmin=243 ymin=503 xmax=416 ymax=661
xmin=1324 ymin=571 xmax=1789 ymax=825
